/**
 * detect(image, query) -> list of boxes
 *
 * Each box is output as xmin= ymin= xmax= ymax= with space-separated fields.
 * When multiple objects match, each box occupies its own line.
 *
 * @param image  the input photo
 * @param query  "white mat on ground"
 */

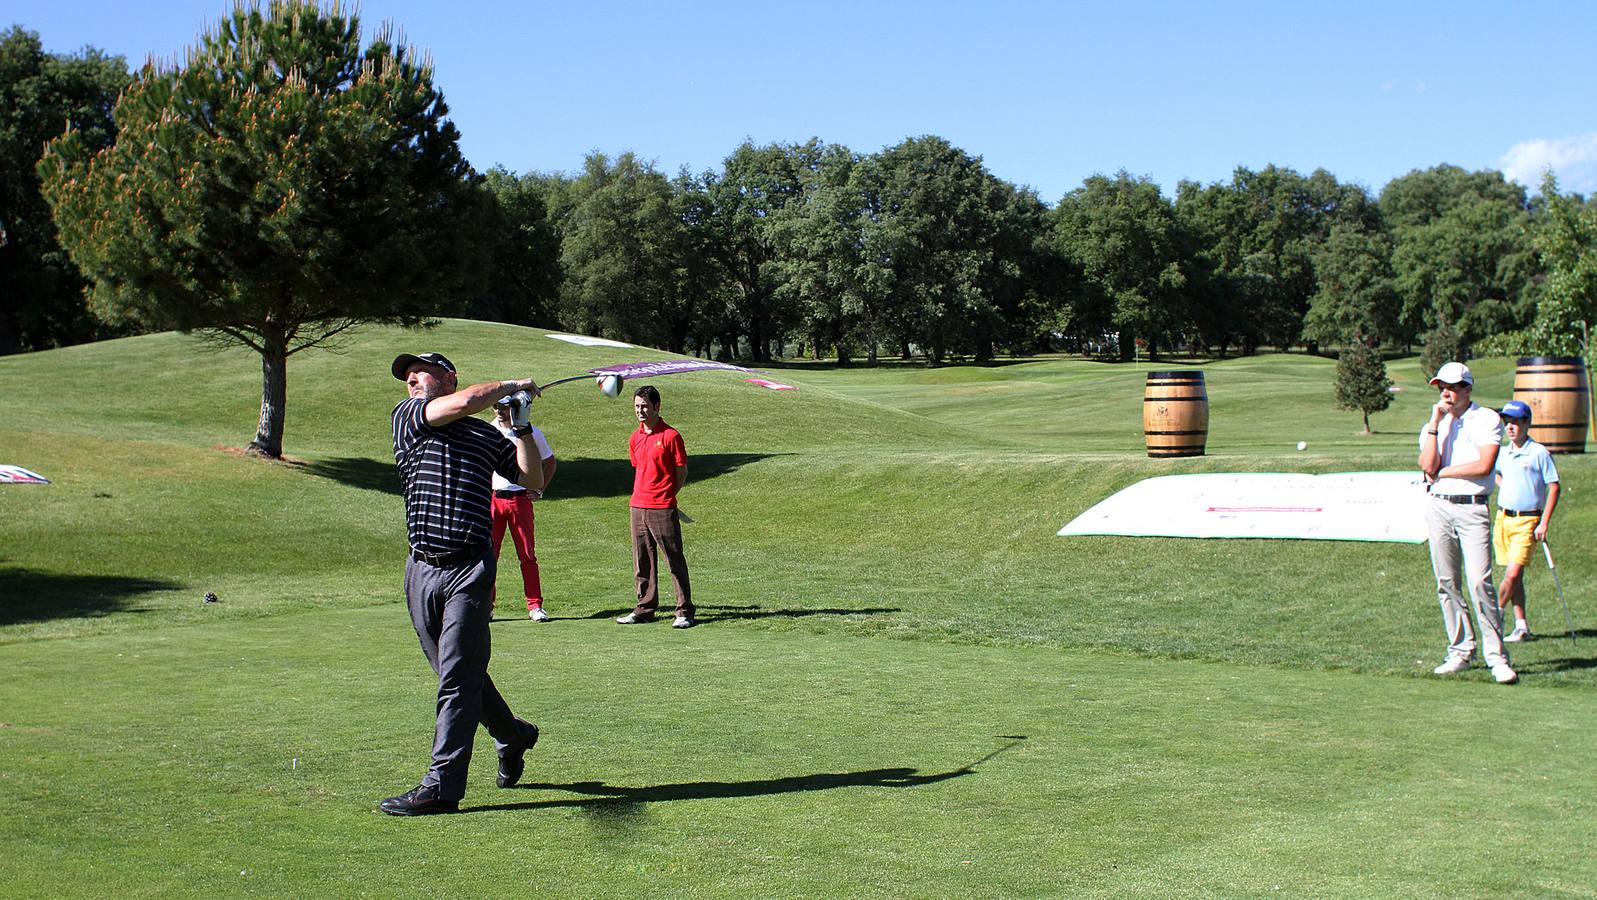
xmin=1058 ymin=472 xmax=1429 ymax=543
xmin=546 ymin=333 xmax=633 ymax=348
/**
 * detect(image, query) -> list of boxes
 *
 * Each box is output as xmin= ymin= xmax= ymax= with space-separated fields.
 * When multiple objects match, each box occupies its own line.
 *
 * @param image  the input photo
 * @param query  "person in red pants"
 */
xmin=490 ymin=404 xmax=557 ymax=620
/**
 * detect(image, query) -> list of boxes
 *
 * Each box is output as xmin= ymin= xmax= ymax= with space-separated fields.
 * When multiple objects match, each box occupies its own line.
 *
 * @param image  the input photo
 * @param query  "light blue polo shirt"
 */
xmin=1495 ymin=439 xmax=1559 ymax=512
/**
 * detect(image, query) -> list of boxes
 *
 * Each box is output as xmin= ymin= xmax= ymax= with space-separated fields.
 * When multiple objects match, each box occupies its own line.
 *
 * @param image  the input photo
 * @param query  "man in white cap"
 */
xmin=1418 ymin=361 xmax=1515 ymax=683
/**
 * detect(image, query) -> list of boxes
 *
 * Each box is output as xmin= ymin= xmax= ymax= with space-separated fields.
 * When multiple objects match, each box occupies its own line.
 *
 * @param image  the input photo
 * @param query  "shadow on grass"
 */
xmin=1517 ymin=631 xmax=1597 ymax=674
xmin=0 ymin=565 xmax=181 ymax=626
xmin=297 ymin=453 xmax=781 ymax=500
xmin=581 ymin=603 xmax=902 ymax=623
xmin=552 ymin=453 xmax=784 ymax=500
xmin=297 ymin=457 xmax=401 ymax=496
xmin=465 ymin=737 xmax=1027 ymax=815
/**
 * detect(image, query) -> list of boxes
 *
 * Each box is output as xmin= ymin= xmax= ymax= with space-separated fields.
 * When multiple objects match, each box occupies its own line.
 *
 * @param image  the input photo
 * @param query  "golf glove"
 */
xmin=497 ymin=390 xmax=533 ymax=429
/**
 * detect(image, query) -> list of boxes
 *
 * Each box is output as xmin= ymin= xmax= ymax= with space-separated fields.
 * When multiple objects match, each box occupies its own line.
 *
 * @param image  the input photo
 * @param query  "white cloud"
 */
xmin=1499 ymin=132 xmax=1597 ymax=195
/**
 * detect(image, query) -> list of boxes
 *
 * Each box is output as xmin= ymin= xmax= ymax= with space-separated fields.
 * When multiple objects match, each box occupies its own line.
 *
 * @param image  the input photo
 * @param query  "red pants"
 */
xmin=491 ymin=494 xmax=542 ymax=608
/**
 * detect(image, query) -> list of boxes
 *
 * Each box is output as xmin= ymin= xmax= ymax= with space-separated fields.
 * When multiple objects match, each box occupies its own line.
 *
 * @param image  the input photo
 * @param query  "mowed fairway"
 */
xmin=3 ymin=321 xmax=1594 ymax=896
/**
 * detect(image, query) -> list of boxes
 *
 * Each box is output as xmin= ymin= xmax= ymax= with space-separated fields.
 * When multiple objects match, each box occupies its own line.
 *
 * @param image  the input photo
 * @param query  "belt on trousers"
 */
xmin=494 ymin=489 xmax=527 ymax=499
xmin=1502 ymin=508 xmax=1542 ymax=517
xmin=1430 ymin=493 xmax=1488 ymax=505
xmin=408 ymin=545 xmax=484 ymax=566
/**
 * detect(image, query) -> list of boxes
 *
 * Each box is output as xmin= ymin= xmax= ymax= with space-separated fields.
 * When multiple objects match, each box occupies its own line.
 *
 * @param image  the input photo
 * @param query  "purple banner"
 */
xmin=589 ymin=359 xmax=752 ymax=379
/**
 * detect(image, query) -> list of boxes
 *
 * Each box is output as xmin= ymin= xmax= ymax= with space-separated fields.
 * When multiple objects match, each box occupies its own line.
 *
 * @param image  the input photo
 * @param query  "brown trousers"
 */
xmin=631 ymin=506 xmax=692 ymax=618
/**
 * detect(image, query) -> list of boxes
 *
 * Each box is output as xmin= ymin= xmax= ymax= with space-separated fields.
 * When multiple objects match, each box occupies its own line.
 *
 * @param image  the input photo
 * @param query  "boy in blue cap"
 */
xmin=1494 ymin=399 xmax=1561 ymax=642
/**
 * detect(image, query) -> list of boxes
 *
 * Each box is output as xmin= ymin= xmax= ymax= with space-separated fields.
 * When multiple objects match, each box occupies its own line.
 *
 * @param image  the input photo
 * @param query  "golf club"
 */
xmin=1541 ymin=540 xmax=1578 ymax=646
xmin=537 ymin=372 xmax=623 ymax=394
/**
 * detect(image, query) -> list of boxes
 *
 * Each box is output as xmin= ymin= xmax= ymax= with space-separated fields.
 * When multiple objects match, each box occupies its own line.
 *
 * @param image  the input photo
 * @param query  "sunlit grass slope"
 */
xmin=3 ymin=322 xmax=1596 ymax=895
xmin=1 ymin=323 xmax=1590 ymax=686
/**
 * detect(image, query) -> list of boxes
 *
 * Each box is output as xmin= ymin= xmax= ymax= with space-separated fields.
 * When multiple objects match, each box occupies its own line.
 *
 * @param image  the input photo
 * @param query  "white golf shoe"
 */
xmin=1432 ymin=655 xmax=1473 ymax=675
xmin=529 ymin=607 xmax=550 ymax=622
xmin=672 ymin=615 xmax=695 ymax=629
xmin=1490 ymin=662 xmax=1519 ymax=684
xmin=1504 ymin=626 xmax=1530 ymax=643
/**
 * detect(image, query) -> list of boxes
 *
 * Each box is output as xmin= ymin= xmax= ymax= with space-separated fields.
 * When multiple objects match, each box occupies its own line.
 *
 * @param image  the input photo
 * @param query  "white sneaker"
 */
xmin=1504 ymin=626 xmax=1530 ymax=643
xmin=529 ymin=607 xmax=550 ymax=622
xmin=672 ymin=616 xmax=695 ymax=629
xmin=1432 ymin=655 xmax=1473 ymax=675
xmin=1490 ymin=662 xmax=1518 ymax=684
xmin=615 ymin=612 xmax=651 ymax=624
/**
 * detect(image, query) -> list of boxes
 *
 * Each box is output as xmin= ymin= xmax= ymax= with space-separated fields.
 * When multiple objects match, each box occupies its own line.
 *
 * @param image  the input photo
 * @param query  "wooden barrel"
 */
xmin=1512 ymin=356 xmax=1589 ymax=454
xmin=1144 ymin=371 xmax=1208 ymax=458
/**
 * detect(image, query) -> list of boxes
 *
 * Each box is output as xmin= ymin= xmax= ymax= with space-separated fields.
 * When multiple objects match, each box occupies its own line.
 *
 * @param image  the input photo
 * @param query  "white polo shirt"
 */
xmin=1419 ymin=402 xmax=1501 ymax=496
xmin=491 ymin=422 xmax=555 ymax=493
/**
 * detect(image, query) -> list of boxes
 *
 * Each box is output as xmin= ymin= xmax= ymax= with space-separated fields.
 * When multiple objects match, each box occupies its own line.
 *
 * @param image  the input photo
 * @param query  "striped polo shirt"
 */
xmin=392 ymin=398 xmax=518 ymax=556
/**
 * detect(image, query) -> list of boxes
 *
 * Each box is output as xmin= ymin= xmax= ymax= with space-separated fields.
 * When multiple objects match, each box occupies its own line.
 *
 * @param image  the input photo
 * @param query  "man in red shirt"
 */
xmin=616 ymin=385 xmax=695 ymax=628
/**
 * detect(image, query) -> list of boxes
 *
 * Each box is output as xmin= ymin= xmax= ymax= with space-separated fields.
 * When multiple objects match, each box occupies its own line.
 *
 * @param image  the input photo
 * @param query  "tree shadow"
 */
xmin=296 ymin=453 xmax=781 ymax=500
xmin=0 ymin=565 xmax=181 ymax=626
xmin=463 ymin=737 xmax=1027 ymax=814
xmin=580 ymin=603 xmax=902 ymax=623
xmin=552 ymin=453 xmax=784 ymax=500
xmin=295 ymin=457 xmax=401 ymax=496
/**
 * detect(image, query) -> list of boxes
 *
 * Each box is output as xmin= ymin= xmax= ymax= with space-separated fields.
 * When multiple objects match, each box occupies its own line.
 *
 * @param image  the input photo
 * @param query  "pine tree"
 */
xmin=1335 ymin=341 xmax=1394 ymax=434
xmin=39 ymin=1 xmax=491 ymax=457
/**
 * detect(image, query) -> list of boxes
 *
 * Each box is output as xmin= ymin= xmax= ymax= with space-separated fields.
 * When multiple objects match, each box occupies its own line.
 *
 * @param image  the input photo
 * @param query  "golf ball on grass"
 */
xmin=598 ymin=374 xmax=622 ymax=398
xmin=1296 ymin=441 xmax=1307 ymax=451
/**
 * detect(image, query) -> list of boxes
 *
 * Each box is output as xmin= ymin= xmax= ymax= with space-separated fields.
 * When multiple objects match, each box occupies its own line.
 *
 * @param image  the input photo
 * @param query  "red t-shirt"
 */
xmin=629 ymin=420 xmax=686 ymax=508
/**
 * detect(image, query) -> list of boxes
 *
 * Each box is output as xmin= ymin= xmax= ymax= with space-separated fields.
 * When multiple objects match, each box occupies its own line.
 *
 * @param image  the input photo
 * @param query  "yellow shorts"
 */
xmin=1493 ymin=511 xmax=1539 ymax=567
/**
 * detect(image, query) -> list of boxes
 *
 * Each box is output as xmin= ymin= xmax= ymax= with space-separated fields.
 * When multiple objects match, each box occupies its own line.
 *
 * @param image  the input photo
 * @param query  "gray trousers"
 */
xmin=404 ymin=550 xmax=520 ymax=800
xmin=1425 ymin=497 xmax=1508 ymax=666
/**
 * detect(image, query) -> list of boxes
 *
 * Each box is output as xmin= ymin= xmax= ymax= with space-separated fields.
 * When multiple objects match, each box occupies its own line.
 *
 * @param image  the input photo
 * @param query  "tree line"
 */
xmin=485 ymin=146 xmax=1589 ymax=368
xmin=5 ymin=5 xmax=1595 ymax=457
xmin=7 ymin=21 xmax=1592 ymax=369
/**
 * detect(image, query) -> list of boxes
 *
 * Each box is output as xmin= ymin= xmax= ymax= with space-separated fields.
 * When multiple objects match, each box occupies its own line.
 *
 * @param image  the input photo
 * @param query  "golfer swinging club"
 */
xmin=381 ymin=351 xmax=545 ymax=815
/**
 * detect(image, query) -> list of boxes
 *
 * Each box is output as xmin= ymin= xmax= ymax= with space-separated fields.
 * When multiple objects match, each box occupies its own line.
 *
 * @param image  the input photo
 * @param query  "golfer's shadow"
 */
xmin=582 ymin=603 xmax=902 ymax=623
xmin=463 ymin=738 xmax=1027 ymax=814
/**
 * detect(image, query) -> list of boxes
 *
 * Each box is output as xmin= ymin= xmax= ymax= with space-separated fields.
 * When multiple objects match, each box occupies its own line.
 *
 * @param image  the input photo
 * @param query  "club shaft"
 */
xmin=1543 ymin=541 xmax=1578 ymax=645
xmin=537 ymin=373 xmax=598 ymax=391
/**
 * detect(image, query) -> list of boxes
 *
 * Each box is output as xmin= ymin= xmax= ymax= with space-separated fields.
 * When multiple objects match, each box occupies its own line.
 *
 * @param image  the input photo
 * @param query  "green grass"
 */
xmin=2 ymin=322 xmax=1594 ymax=895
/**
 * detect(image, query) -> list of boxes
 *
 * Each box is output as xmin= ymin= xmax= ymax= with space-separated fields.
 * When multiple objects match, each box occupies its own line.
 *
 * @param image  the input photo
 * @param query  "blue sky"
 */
xmin=19 ymin=0 xmax=1597 ymax=200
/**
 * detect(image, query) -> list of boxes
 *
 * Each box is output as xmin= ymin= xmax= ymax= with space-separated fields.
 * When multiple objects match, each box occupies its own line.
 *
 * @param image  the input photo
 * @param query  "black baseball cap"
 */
xmin=391 ymin=352 xmax=456 ymax=380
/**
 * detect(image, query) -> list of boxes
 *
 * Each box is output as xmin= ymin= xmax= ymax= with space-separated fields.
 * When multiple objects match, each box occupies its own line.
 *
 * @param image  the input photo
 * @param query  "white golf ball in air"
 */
xmin=599 ymin=375 xmax=621 ymax=398
xmin=1296 ymin=441 xmax=1307 ymax=451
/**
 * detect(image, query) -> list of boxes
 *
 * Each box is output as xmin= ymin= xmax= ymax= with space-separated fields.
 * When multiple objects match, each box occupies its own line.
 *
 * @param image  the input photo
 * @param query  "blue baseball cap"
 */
xmin=1500 ymin=400 xmax=1532 ymax=422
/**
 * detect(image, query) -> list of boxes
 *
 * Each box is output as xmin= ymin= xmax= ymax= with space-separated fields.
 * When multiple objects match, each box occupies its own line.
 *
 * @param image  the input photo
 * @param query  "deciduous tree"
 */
xmin=1304 ymin=224 xmax=1401 ymax=346
xmin=1381 ymin=165 xmax=1539 ymax=348
xmin=1050 ymin=171 xmax=1187 ymax=361
xmin=0 ymin=26 xmax=129 ymax=354
xmin=558 ymin=151 xmax=700 ymax=353
xmin=1334 ymin=341 xmax=1393 ymax=434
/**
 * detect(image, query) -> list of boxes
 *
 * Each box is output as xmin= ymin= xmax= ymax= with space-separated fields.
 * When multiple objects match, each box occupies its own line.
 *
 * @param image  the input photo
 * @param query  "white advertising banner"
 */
xmin=1058 ymin=472 xmax=1431 ymax=543
xmin=0 ymin=465 xmax=49 ymax=484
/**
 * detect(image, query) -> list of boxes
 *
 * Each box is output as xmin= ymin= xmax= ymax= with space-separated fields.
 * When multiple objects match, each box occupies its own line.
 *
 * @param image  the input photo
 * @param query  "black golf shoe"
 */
xmin=379 ymin=783 xmax=458 ymax=816
xmin=497 ymin=719 xmax=540 ymax=788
